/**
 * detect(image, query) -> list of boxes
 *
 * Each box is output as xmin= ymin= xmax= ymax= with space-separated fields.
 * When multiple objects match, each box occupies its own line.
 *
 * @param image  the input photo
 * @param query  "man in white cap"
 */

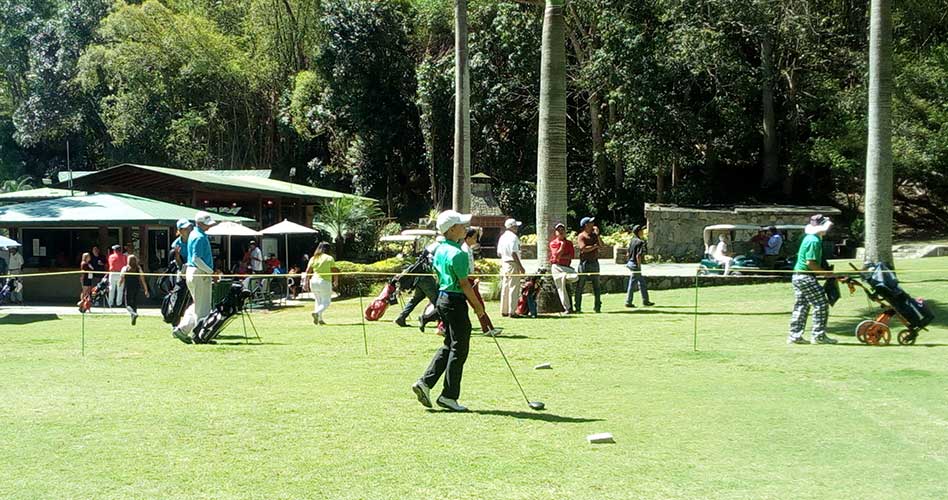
xmin=173 ymin=211 xmax=216 ymax=343
xmin=496 ymin=217 xmax=525 ymax=317
xmin=412 ymin=210 xmax=487 ymax=412
xmin=787 ymin=214 xmax=837 ymax=345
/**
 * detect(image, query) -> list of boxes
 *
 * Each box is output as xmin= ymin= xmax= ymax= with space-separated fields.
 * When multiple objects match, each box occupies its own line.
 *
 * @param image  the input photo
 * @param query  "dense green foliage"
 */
xmin=1 ymin=257 xmax=947 ymax=498
xmin=0 ymin=0 xmax=946 ymax=234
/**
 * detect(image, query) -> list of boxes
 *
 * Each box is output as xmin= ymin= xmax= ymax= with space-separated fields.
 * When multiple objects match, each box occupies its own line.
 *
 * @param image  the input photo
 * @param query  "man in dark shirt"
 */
xmin=90 ymin=245 xmax=106 ymax=272
xmin=574 ymin=216 xmax=602 ymax=313
xmin=624 ymin=224 xmax=654 ymax=307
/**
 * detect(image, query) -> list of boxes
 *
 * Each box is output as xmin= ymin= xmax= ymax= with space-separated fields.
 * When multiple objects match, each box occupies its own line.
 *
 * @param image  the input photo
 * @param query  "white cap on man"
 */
xmin=504 ymin=218 xmax=522 ymax=229
xmin=436 ymin=210 xmax=472 ymax=234
xmin=194 ymin=210 xmax=216 ymax=226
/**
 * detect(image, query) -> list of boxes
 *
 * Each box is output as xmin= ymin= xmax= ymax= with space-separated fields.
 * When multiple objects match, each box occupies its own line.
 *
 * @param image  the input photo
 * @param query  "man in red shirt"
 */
xmin=107 ymin=244 xmax=128 ymax=307
xmin=548 ymin=223 xmax=577 ymax=313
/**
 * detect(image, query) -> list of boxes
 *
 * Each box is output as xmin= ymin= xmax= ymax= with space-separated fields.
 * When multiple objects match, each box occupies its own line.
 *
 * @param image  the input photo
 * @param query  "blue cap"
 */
xmin=176 ymin=218 xmax=193 ymax=230
xmin=579 ymin=216 xmax=595 ymax=228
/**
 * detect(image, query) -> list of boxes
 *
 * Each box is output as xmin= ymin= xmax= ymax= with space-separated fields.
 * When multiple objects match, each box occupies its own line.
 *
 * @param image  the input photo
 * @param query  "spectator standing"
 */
xmin=172 ymin=211 xmax=216 ymax=343
xmin=574 ymin=216 xmax=602 ymax=313
xmin=120 ymin=254 xmax=149 ymax=325
xmin=788 ymin=215 xmax=838 ymax=345
xmin=249 ymin=241 xmax=264 ymax=274
xmin=7 ymin=247 xmax=24 ymax=303
xmin=171 ymin=219 xmax=192 ymax=272
xmin=624 ymin=224 xmax=654 ymax=308
xmin=78 ymin=252 xmax=94 ymax=308
xmin=764 ymin=226 xmax=784 ymax=269
xmin=90 ymin=245 xmax=106 ymax=273
xmin=306 ymin=242 xmax=337 ymax=326
xmin=497 ymin=218 xmax=525 ymax=317
xmin=107 ymin=244 xmax=128 ymax=307
xmin=548 ymin=223 xmax=577 ymax=313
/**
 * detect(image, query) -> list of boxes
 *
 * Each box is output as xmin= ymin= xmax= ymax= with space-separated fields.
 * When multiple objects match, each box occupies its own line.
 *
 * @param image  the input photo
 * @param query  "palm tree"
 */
xmin=0 ymin=176 xmax=33 ymax=193
xmin=452 ymin=0 xmax=471 ymax=212
xmin=312 ymin=197 xmax=384 ymax=259
xmin=534 ymin=0 xmax=568 ymax=266
xmin=864 ymin=0 xmax=894 ymax=266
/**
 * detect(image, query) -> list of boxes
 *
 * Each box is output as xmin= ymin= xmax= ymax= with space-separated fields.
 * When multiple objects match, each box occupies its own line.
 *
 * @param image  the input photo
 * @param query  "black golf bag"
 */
xmin=192 ymin=283 xmax=256 ymax=344
xmin=91 ymin=277 xmax=110 ymax=308
xmin=394 ymin=249 xmax=435 ymax=293
xmin=161 ymin=277 xmax=191 ymax=325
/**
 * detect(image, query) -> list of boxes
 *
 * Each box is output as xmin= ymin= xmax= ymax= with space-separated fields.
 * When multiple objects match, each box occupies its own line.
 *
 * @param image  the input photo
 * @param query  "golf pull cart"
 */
xmin=697 ymin=224 xmax=805 ymax=275
xmin=844 ymin=262 xmax=934 ymax=346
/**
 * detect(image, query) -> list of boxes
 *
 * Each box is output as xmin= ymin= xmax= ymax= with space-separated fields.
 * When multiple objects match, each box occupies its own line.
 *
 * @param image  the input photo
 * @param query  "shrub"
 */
xmin=334 ymin=256 xmax=411 ymax=298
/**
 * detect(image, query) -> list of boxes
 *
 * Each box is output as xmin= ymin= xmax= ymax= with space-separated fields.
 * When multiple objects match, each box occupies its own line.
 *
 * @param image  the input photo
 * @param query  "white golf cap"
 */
xmin=194 ymin=210 xmax=216 ymax=226
xmin=504 ymin=218 xmax=523 ymax=229
xmin=176 ymin=218 xmax=193 ymax=230
xmin=436 ymin=210 xmax=472 ymax=234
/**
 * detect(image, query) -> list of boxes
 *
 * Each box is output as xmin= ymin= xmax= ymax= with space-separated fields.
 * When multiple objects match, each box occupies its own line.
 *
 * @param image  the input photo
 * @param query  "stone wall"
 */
xmin=644 ymin=204 xmax=842 ymax=261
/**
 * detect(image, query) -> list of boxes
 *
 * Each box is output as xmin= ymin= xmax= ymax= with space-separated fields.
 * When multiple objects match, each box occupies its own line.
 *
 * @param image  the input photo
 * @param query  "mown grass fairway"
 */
xmin=2 ymin=258 xmax=947 ymax=499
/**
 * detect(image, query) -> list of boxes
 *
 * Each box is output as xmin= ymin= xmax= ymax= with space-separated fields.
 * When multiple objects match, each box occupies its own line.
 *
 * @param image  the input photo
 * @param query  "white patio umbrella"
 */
xmin=260 ymin=219 xmax=317 ymax=270
xmin=205 ymin=222 xmax=262 ymax=271
xmin=0 ymin=235 xmax=21 ymax=248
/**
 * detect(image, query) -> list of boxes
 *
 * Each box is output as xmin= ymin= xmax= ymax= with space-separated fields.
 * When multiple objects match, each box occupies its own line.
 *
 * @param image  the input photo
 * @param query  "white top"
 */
xmin=251 ymin=247 xmax=263 ymax=271
xmin=496 ymin=230 xmax=521 ymax=262
xmin=8 ymin=252 xmax=23 ymax=271
xmin=713 ymin=240 xmax=729 ymax=261
xmin=461 ymin=242 xmax=476 ymax=271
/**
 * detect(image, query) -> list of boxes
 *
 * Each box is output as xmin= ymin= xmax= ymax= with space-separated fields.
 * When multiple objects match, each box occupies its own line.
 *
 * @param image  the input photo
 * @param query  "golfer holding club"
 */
xmin=412 ymin=210 xmax=487 ymax=412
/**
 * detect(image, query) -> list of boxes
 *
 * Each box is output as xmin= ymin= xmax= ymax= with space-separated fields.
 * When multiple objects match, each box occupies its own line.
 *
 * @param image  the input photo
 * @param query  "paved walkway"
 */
xmin=523 ymin=258 xmax=699 ymax=277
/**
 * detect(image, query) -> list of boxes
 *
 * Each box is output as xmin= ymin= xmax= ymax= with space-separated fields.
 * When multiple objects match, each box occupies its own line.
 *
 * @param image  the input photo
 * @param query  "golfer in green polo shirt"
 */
xmin=412 ymin=210 xmax=487 ymax=412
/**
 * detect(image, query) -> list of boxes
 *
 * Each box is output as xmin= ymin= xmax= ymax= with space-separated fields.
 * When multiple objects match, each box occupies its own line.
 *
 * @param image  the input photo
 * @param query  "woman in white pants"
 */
xmin=306 ymin=242 xmax=337 ymax=326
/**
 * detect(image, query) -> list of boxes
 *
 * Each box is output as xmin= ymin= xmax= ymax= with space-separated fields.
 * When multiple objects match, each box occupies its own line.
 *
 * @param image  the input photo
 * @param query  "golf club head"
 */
xmin=529 ymin=401 xmax=545 ymax=411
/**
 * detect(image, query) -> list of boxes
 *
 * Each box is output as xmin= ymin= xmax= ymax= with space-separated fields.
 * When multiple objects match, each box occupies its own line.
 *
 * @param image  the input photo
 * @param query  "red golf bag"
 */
xmin=365 ymin=281 xmax=397 ymax=321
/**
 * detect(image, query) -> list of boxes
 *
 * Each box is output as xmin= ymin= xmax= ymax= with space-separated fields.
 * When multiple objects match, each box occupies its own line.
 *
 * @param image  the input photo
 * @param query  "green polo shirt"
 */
xmin=794 ymin=234 xmax=822 ymax=272
xmin=433 ymin=239 xmax=470 ymax=293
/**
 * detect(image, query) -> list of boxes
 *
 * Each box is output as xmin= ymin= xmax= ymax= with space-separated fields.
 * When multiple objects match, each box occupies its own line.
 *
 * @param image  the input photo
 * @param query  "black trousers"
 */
xmin=125 ymin=281 xmax=140 ymax=314
xmin=421 ymin=293 xmax=471 ymax=400
xmin=397 ymin=276 xmax=439 ymax=322
xmin=575 ymin=259 xmax=602 ymax=312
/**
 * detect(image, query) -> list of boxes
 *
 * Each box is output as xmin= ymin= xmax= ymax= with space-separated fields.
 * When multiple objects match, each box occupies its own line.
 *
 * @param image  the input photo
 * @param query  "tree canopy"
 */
xmin=1 ymin=0 xmax=945 ymax=238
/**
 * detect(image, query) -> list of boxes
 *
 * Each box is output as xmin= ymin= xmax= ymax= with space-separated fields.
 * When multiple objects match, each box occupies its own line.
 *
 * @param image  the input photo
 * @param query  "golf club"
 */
xmin=486 ymin=327 xmax=545 ymax=411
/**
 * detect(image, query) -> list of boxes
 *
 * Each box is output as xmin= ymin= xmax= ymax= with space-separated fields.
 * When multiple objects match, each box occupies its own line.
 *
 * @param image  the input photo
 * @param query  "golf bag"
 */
xmin=0 ymin=278 xmax=13 ymax=305
xmin=192 ymin=283 xmax=256 ymax=344
xmin=365 ymin=280 xmax=398 ymax=321
xmin=161 ymin=277 xmax=191 ymax=325
xmin=393 ymin=249 xmax=435 ymax=293
xmin=90 ymin=277 xmax=110 ymax=308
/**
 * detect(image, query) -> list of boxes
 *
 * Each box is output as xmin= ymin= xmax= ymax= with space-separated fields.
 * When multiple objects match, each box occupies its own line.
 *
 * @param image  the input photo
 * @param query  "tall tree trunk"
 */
xmin=535 ymin=0 xmax=568 ymax=266
xmin=609 ymin=99 xmax=623 ymax=186
xmin=760 ymin=35 xmax=779 ymax=189
xmin=864 ymin=0 xmax=894 ymax=267
xmin=452 ymin=0 xmax=472 ymax=213
xmin=656 ymin=166 xmax=666 ymax=203
xmin=589 ymin=91 xmax=607 ymax=186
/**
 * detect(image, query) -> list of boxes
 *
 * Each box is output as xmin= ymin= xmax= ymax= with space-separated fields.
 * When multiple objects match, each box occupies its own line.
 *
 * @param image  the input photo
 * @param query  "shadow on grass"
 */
xmin=830 ymin=342 xmax=947 ymax=348
xmin=605 ymin=310 xmax=788 ymax=317
xmin=0 ymin=314 xmax=61 ymax=325
xmin=215 ymin=342 xmax=286 ymax=346
xmin=428 ymin=408 xmax=603 ymax=423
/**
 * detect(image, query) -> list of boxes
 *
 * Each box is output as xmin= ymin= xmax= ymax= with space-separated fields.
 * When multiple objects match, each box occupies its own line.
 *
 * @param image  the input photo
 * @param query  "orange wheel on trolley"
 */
xmin=856 ymin=320 xmax=890 ymax=345
xmin=897 ymin=329 xmax=917 ymax=346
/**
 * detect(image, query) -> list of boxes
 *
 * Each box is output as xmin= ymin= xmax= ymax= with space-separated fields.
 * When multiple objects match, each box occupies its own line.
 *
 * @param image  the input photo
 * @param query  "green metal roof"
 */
xmin=69 ymin=164 xmax=373 ymax=202
xmin=0 ymin=187 xmax=84 ymax=202
xmin=0 ymin=192 xmax=253 ymax=227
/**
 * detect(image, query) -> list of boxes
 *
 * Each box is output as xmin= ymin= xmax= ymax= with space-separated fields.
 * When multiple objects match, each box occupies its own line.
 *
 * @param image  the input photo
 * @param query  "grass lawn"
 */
xmin=1 ymin=258 xmax=947 ymax=499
